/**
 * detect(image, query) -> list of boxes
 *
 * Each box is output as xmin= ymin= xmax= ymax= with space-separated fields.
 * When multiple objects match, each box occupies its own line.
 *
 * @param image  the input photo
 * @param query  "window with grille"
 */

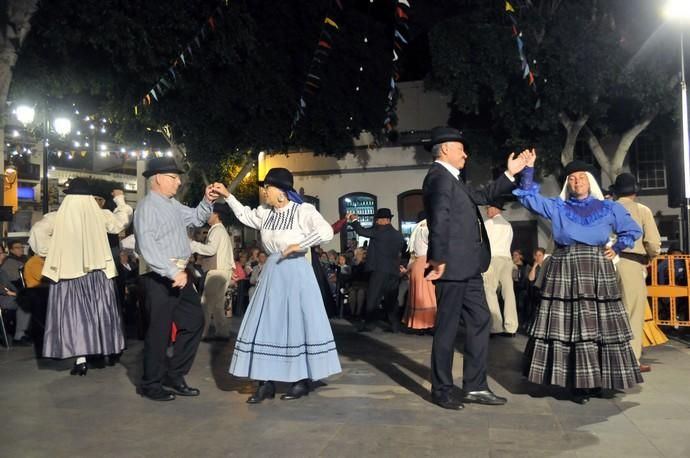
xmin=632 ymin=135 xmax=667 ymax=190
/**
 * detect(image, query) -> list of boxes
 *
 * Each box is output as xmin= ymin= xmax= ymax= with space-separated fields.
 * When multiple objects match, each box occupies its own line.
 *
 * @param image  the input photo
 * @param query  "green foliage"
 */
xmin=11 ymin=0 xmax=402 ymax=167
xmin=427 ymin=0 xmax=676 ymax=171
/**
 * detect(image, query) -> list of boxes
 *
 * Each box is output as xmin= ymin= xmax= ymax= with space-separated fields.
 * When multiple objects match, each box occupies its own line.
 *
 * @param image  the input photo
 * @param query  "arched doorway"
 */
xmin=397 ymin=189 xmax=424 ymax=243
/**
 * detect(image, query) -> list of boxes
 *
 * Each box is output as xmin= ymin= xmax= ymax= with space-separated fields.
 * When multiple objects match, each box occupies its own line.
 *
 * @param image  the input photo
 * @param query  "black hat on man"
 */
xmin=375 ymin=208 xmax=394 ymax=219
xmin=611 ymin=172 xmax=640 ymax=197
xmin=424 ymin=126 xmax=464 ymax=151
xmin=63 ymin=177 xmax=97 ymax=196
xmin=258 ymin=167 xmax=296 ymax=192
xmin=142 ymin=157 xmax=185 ymax=178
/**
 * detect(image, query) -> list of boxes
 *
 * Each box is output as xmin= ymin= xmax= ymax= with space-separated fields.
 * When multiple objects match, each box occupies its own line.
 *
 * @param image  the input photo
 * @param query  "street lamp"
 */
xmin=663 ymin=0 xmax=690 ymax=251
xmin=14 ymin=104 xmax=72 ymax=213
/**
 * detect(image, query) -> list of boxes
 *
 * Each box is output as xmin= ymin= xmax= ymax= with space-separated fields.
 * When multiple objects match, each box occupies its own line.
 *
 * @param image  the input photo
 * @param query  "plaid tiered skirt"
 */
xmin=523 ymin=244 xmax=643 ymax=390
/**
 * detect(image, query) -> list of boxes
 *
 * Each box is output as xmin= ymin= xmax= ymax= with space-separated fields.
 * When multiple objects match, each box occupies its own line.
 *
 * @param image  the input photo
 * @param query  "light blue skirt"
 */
xmin=229 ymin=252 xmax=342 ymax=382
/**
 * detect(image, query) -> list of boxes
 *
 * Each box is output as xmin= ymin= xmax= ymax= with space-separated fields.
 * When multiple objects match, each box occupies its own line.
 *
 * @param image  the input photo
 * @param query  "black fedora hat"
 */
xmin=562 ymin=160 xmax=595 ymax=178
xmin=611 ymin=172 xmax=640 ymax=197
xmin=375 ymin=208 xmax=394 ymax=219
xmin=63 ymin=177 xmax=97 ymax=196
xmin=424 ymin=126 xmax=464 ymax=151
xmin=258 ymin=167 xmax=295 ymax=192
xmin=142 ymin=157 xmax=185 ymax=178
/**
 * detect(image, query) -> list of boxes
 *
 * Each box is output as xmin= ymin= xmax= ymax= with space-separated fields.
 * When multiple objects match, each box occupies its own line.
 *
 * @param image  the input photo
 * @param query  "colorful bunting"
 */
xmin=504 ymin=1 xmax=541 ymax=108
xmin=287 ymin=0 xmax=345 ymax=140
xmin=383 ymin=1 xmax=411 ymax=133
xmin=134 ymin=0 xmax=228 ymax=115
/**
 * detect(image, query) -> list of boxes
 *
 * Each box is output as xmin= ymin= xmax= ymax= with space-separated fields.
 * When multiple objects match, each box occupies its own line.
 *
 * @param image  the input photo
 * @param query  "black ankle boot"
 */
xmin=247 ymin=381 xmax=275 ymax=404
xmin=70 ymin=362 xmax=88 ymax=376
xmin=280 ymin=379 xmax=310 ymax=400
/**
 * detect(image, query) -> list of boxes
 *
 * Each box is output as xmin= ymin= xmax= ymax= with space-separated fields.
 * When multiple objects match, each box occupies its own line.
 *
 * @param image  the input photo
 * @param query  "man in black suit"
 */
xmin=423 ymin=126 xmax=528 ymax=410
xmin=348 ymin=208 xmax=405 ymax=332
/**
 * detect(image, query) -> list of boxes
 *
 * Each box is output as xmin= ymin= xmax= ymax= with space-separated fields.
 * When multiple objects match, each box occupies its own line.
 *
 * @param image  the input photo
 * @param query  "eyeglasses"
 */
xmin=161 ymin=174 xmax=180 ymax=181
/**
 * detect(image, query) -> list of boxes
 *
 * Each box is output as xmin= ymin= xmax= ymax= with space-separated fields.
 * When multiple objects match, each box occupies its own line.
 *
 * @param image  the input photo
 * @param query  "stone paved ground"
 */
xmin=2 ymin=319 xmax=690 ymax=457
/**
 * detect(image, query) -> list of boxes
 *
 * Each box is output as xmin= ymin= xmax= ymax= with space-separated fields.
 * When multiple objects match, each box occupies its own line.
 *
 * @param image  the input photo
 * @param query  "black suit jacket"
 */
xmin=350 ymin=221 xmax=404 ymax=275
xmin=423 ymin=162 xmax=516 ymax=281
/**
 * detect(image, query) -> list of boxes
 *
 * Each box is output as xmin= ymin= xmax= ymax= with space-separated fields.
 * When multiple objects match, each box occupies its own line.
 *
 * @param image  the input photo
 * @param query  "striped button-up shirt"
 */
xmin=134 ymin=191 xmax=212 ymax=279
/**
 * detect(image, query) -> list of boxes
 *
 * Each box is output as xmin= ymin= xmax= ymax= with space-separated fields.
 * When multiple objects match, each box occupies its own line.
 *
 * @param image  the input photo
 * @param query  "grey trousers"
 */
xmin=0 ymin=295 xmax=31 ymax=340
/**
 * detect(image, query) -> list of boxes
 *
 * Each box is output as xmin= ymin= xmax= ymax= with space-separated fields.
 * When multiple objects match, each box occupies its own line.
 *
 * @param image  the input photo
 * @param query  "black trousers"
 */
xmin=364 ymin=271 xmax=400 ymax=327
xmin=431 ymin=274 xmax=491 ymax=396
xmin=140 ymin=273 xmax=204 ymax=391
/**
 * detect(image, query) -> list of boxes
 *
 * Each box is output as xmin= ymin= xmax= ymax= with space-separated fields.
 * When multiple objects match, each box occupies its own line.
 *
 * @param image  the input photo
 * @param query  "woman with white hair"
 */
xmin=515 ymin=152 xmax=643 ymax=404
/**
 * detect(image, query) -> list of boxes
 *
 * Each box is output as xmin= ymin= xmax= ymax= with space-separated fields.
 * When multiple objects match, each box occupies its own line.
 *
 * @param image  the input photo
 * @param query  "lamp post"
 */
xmin=15 ymin=104 xmax=72 ymax=214
xmin=663 ymin=0 xmax=690 ymax=251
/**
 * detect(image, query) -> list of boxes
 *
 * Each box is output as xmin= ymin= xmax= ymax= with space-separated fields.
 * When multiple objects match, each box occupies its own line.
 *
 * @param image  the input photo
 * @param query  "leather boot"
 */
xmin=280 ymin=379 xmax=310 ymax=400
xmin=246 ymin=381 xmax=275 ymax=404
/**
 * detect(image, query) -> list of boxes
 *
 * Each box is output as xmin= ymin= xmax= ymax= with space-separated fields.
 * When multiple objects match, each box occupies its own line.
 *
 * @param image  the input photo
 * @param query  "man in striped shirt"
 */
xmin=134 ymin=157 xmax=221 ymax=401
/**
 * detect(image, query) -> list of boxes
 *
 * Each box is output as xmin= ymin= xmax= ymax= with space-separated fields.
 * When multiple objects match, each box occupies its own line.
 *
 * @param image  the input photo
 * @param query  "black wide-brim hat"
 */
xmin=258 ymin=167 xmax=295 ymax=192
xmin=142 ymin=157 xmax=185 ymax=178
xmin=375 ymin=208 xmax=394 ymax=219
xmin=424 ymin=126 xmax=464 ymax=151
xmin=611 ymin=172 xmax=640 ymax=196
xmin=63 ymin=177 xmax=97 ymax=196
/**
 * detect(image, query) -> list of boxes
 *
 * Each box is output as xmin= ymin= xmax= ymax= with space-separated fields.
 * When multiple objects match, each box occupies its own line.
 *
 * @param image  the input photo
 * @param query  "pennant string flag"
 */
xmin=504 ymin=1 xmax=542 ymax=108
xmin=134 ymin=0 xmax=229 ymax=115
xmin=288 ymin=1 xmax=345 ymax=141
xmin=383 ymin=1 xmax=411 ymax=133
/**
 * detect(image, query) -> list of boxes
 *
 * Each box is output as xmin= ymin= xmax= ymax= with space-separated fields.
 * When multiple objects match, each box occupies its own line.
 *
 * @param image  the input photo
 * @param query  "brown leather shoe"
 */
xmin=639 ymin=364 xmax=651 ymax=373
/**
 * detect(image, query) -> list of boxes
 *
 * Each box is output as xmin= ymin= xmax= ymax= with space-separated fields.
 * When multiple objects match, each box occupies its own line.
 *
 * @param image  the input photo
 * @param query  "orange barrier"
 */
xmin=647 ymin=255 xmax=690 ymax=328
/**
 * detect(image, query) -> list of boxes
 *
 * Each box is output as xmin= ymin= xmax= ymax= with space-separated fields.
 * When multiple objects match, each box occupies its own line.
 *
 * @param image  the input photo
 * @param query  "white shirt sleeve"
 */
xmin=190 ymin=226 xmax=221 ymax=256
xmin=29 ymin=212 xmax=57 ymax=257
xmin=225 ymin=195 xmax=266 ymax=230
xmin=296 ymin=204 xmax=334 ymax=249
xmin=102 ymin=195 xmax=133 ymax=234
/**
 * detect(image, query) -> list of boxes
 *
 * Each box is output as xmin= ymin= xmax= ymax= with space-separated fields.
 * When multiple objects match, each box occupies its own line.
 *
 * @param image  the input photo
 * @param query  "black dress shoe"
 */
xmin=140 ymin=388 xmax=176 ymax=402
xmin=247 ymin=381 xmax=275 ymax=404
xmin=356 ymin=321 xmax=370 ymax=333
xmin=12 ymin=336 xmax=32 ymax=347
xmin=162 ymin=378 xmax=200 ymax=396
xmin=463 ymin=390 xmax=507 ymax=405
xmin=571 ymin=389 xmax=590 ymax=404
xmin=431 ymin=394 xmax=464 ymax=410
xmin=280 ymin=379 xmax=310 ymax=400
xmin=70 ymin=362 xmax=88 ymax=376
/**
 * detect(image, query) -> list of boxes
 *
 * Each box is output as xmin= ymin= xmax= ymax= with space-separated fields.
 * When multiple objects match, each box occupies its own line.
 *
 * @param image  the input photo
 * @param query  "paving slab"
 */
xmin=1 ymin=319 xmax=689 ymax=457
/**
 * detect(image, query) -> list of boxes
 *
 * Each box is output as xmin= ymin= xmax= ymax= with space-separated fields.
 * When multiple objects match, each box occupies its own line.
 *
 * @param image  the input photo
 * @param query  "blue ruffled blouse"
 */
xmin=513 ymin=167 xmax=642 ymax=253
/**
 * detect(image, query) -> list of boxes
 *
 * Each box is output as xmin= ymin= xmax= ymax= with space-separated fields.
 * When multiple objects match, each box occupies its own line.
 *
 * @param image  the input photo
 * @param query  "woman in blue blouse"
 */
xmin=515 ymin=151 xmax=643 ymax=404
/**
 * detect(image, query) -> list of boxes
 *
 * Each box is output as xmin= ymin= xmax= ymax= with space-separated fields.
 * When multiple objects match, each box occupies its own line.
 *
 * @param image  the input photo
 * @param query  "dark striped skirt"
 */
xmin=523 ymin=244 xmax=642 ymax=390
xmin=43 ymin=271 xmax=125 ymax=359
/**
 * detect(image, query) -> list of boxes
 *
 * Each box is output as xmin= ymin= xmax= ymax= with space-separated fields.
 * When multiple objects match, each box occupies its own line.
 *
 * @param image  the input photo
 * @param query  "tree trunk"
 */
xmin=582 ymin=111 xmax=656 ymax=183
xmin=0 ymin=0 xmax=40 ymax=201
xmin=558 ymin=112 xmax=589 ymax=165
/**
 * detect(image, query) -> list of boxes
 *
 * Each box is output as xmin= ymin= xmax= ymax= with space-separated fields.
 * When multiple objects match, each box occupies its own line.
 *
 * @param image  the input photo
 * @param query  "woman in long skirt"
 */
xmin=514 ymin=152 xmax=643 ymax=404
xmin=402 ymin=215 xmax=436 ymax=332
xmin=41 ymin=178 xmax=131 ymax=375
xmin=214 ymin=168 xmax=341 ymax=403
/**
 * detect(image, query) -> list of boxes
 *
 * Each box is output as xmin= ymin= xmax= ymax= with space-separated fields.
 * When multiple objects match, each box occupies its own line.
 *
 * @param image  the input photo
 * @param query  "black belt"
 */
xmin=619 ymin=252 xmax=649 ymax=265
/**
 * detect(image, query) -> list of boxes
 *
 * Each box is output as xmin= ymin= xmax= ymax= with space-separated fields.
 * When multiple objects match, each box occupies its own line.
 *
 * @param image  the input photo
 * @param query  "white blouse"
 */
xmin=225 ymin=195 xmax=334 ymax=254
xmin=408 ymin=220 xmax=429 ymax=257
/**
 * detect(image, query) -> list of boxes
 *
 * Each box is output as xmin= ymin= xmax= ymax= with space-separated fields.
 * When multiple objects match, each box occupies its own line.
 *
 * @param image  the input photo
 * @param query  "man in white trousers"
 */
xmin=482 ymin=200 xmax=518 ymax=336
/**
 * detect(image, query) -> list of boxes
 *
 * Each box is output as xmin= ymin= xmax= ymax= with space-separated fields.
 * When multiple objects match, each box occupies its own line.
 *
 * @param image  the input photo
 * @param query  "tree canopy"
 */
xmin=427 ymin=0 xmax=678 ymax=176
xmin=10 ymin=0 xmax=407 ymax=165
